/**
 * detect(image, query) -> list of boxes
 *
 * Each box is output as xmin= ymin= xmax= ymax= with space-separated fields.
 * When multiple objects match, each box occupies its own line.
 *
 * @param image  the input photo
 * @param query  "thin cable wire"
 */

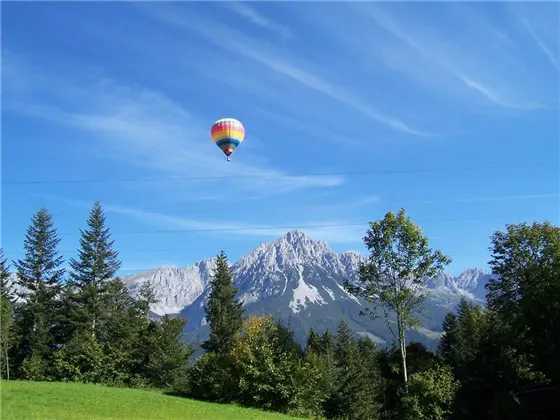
xmin=1 ymin=214 xmax=512 ymax=236
xmin=2 ymin=163 xmax=556 ymax=186
xmin=3 ymin=0 xmax=558 ymax=4
xmin=6 ymin=192 xmax=554 ymax=217
xmin=114 ymin=252 xmax=489 ymax=273
xmin=3 ymin=252 xmax=489 ymax=272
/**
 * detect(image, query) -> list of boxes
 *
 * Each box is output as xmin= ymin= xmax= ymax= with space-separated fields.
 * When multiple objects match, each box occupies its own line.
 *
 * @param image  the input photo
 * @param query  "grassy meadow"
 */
xmin=0 ymin=381 xmax=302 ymax=420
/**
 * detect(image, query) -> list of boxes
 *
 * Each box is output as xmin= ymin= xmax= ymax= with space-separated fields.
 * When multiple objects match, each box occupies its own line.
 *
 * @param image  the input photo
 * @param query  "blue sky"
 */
xmin=2 ymin=1 xmax=558 ymax=277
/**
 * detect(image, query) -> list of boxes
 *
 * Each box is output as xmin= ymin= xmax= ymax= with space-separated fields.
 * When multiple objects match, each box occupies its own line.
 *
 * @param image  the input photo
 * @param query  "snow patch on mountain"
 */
xmin=119 ymin=230 xmax=491 ymax=319
xmin=289 ymin=267 xmax=327 ymax=313
xmin=323 ymin=286 xmax=335 ymax=301
xmin=334 ymin=280 xmax=362 ymax=306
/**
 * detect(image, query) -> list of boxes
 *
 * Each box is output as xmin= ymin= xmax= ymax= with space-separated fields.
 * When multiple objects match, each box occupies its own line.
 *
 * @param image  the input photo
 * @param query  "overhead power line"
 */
xmin=1 ymin=214 xmax=513 ymax=237
xmin=7 ymin=192 xmax=553 ymax=218
xmin=1 ymin=163 xmax=556 ymax=186
xmin=113 ymin=252 xmax=489 ymax=273
xmin=2 ymin=252 xmax=489 ymax=272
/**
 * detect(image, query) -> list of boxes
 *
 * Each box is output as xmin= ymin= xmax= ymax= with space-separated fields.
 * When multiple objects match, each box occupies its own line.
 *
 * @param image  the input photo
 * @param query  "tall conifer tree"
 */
xmin=305 ymin=328 xmax=323 ymax=354
xmin=330 ymin=319 xmax=372 ymax=418
xmin=13 ymin=208 xmax=65 ymax=378
xmin=201 ymin=250 xmax=244 ymax=355
xmin=69 ymin=201 xmax=121 ymax=339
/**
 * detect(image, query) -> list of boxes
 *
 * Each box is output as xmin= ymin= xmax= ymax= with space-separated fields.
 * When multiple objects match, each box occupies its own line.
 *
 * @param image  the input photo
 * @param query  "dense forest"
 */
xmin=1 ymin=201 xmax=558 ymax=419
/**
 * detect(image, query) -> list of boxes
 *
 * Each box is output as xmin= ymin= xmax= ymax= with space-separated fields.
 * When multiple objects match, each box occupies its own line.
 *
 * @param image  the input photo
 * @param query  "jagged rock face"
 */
xmin=122 ymin=260 xmax=216 ymax=316
xmin=122 ymin=230 xmax=490 ymax=315
xmin=6 ymin=230 xmax=492 ymax=349
xmin=232 ymin=230 xmax=364 ymax=309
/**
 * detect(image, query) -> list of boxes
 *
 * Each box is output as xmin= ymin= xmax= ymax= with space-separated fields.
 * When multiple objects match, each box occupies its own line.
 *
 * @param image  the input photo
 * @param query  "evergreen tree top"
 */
xmin=69 ymin=200 xmax=121 ymax=286
xmin=14 ymin=207 xmax=65 ymax=295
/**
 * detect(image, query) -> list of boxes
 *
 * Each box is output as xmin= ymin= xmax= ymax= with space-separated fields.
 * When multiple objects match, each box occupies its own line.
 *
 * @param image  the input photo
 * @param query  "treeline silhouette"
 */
xmin=1 ymin=201 xmax=558 ymax=420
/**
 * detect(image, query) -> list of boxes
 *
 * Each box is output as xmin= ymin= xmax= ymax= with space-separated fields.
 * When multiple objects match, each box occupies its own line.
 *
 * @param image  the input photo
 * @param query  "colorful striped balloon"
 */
xmin=210 ymin=118 xmax=245 ymax=160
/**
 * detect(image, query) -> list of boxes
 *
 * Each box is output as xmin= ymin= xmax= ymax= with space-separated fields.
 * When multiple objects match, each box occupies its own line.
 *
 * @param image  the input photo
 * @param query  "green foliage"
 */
xmin=4 ymin=205 xmax=559 ymax=420
xmin=187 ymin=352 xmax=240 ymax=403
xmin=400 ymin=363 xmax=459 ymax=420
xmin=0 ymin=249 xmax=14 ymax=301
xmin=202 ymin=250 xmax=244 ymax=355
xmin=345 ymin=208 xmax=451 ymax=387
xmin=325 ymin=319 xmax=378 ymax=419
xmin=141 ymin=315 xmax=195 ymax=390
xmin=231 ymin=315 xmax=301 ymax=411
xmin=11 ymin=208 xmax=65 ymax=378
xmin=436 ymin=312 xmax=457 ymax=367
xmin=99 ymin=278 xmax=158 ymax=387
xmin=487 ymin=221 xmax=560 ymax=383
xmin=358 ymin=336 xmax=383 ymax=414
xmin=68 ymin=201 xmax=121 ymax=340
xmin=288 ymin=351 xmax=329 ymax=419
xmin=19 ymin=354 xmax=49 ymax=381
xmin=53 ymin=331 xmax=108 ymax=383
xmin=305 ymin=328 xmax=322 ymax=354
xmin=14 ymin=208 xmax=65 ymax=301
xmin=1 ymin=296 xmax=14 ymax=379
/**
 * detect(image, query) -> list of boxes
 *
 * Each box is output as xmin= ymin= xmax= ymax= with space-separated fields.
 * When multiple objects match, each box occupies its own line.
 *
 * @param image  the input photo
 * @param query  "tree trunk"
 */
xmin=5 ymin=347 xmax=9 ymax=381
xmin=91 ymin=318 xmax=96 ymax=339
xmin=397 ymin=312 xmax=408 ymax=391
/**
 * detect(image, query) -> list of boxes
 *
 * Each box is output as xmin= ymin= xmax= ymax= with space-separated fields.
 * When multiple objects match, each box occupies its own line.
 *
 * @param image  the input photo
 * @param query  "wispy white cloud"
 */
xmin=455 ymin=73 xmax=524 ymax=110
xmin=339 ymin=2 xmax=549 ymax=111
xmin=3 ymin=55 xmax=344 ymax=199
xmin=226 ymin=1 xmax=293 ymax=40
xmin=518 ymin=16 xmax=560 ymax=71
xmin=135 ymin=3 xmax=432 ymax=137
xmin=109 ymin=204 xmax=366 ymax=245
xmin=45 ymin=195 xmax=366 ymax=245
xmin=226 ymin=43 xmax=433 ymax=137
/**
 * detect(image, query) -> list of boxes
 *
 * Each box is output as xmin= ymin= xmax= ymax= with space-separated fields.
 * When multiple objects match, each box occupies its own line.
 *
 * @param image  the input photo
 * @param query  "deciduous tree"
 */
xmin=345 ymin=208 xmax=451 ymax=389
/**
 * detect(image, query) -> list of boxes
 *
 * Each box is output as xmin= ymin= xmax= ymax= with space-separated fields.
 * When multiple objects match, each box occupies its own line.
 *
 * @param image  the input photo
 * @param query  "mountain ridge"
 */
xmin=122 ymin=230 xmax=492 ymax=349
xmin=124 ymin=230 xmax=490 ymax=315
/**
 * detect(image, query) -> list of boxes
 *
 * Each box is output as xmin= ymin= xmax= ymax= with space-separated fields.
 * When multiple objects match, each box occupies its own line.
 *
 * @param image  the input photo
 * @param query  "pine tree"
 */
xmin=358 ymin=336 xmax=383 ymax=417
xmin=305 ymin=328 xmax=323 ymax=354
xmin=437 ymin=312 xmax=458 ymax=368
xmin=69 ymin=201 xmax=121 ymax=339
xmin=201 ymin=251 xmax=244 ymax=355
xmin=0 ymin=249 xmax=14 ymax=301
xmin=320 ymin=328 xmax=337 ymax=412
xmin=14 ymin=208 xmax=65 ymax=301
xmin=326 ymin=319 xmax=373 ymax=419
xmin=143 ymin=315 xmax=194 ymax=389
xmin=12 ymin=208 xmax=65 ymax=379
xmin=69 ymin=275 xmax=148 ymax=387
xmin=1 ymin=296 xmax=14 ymax=380
xmin=322 ymin=329 xmax=335 ymax=354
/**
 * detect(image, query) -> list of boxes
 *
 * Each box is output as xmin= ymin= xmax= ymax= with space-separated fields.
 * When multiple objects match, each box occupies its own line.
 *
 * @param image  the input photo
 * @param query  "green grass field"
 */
xmin=0 ymin=381 xmax=302 ymax=420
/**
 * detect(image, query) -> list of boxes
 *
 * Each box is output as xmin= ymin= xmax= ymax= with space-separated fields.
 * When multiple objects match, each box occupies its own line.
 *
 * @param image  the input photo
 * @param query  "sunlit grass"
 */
xmin=0 ymin=380 xmax=302 ymax=420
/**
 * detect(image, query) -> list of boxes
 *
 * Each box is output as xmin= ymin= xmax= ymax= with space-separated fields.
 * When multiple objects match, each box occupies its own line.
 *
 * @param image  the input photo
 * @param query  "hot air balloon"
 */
xmin=210 ymin=118 xmax=245 ymax=162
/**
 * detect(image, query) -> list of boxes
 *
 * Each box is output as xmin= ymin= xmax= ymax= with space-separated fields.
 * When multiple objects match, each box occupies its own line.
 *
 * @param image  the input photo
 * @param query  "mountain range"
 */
xmin=122 ymin=230 xmax=493 ymax=350
xmin=5 ymin=230 xmax=492 ymax=349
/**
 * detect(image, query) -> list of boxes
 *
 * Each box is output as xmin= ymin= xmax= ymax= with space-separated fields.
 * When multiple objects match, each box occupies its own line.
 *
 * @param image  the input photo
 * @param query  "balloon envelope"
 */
xmin=210 ymin=118 xmax=245 ymax=157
